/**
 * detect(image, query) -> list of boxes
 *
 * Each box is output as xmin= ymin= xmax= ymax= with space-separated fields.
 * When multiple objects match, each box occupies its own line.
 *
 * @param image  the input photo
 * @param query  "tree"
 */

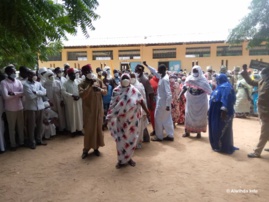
xmin=227 ymin=0 xmax=269 ymax=48
xmin=0 ymin=0 xmax=99 ymax=68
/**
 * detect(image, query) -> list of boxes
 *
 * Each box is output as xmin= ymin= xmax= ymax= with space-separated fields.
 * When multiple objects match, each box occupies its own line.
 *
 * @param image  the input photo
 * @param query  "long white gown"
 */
xmin=146 ymin=66 xmax=174 ymax=139
xmin=62 ymin=79 xmax=83 ymax=133
xmin=43 ymin=76 xmax=66 ymax=132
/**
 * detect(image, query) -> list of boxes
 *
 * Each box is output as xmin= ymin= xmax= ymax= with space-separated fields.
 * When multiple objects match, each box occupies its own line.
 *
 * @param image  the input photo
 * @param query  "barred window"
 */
xmin=185 ymin=47 xmax=210 ymax=58
xmin=119 ymin=49 xmax=140 ymax=60
xmin=47 ymin=52 xmax=62 ymax=61
xmin=217 ymin=46 xmax=242 ymax=56
xmin=92 ymin=50 xmax=113 ymax=60
xmin=249 ymin=45 xmax=269 ymax=56
xmin=153 ymin=48 xmax=176 ymax=59
xmin=67 ymin=51 xmax=87 ymax=61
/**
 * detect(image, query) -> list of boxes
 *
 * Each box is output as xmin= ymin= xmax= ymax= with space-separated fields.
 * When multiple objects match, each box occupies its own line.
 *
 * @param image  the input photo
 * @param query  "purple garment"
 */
xmin=0 ymin=78 xmax=24 ymax=111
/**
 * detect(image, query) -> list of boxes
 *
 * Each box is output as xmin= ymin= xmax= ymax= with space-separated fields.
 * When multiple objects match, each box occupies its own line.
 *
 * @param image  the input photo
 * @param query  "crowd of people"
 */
xmin=0 ymin=61 xmax=269 ymax=169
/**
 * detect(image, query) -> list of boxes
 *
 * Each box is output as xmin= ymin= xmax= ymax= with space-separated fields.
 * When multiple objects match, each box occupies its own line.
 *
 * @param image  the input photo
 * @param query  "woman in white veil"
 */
xmin=178 ymin=65 xmax=212 ymax=138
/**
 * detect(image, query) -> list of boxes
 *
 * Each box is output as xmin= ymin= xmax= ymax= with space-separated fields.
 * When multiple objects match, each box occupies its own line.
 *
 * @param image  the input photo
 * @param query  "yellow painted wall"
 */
xmin=38 ymin=41 xmax=269 ymax=73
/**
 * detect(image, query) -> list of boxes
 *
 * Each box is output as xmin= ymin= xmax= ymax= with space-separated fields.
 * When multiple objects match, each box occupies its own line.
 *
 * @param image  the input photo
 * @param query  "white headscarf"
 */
xmin=185 ymin=65 xmax=212 ymax=94
xmin=44 ymin=70 xmax=54 ymax=82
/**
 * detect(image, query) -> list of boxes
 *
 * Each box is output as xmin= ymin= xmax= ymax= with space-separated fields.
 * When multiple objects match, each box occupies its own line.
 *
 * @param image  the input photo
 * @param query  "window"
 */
xmin=185 ymin=47 xmax=210 ymax=58
xmin=249 ymin=45 xmax=269 ymax=56
xmin=92 ymin=50 xmax=113 ymax=60
xmin=217 ymin=46 xmax=242 ymax=56
xmin=118 ymin=49 xmax=140 ymax=60
xmin=153 ymin=48 xmax=176 ymax=59
xmin=67 ymin=51 xmax=87 ymax=61
xmin=47 ymin=52 xmax=62 ymax=61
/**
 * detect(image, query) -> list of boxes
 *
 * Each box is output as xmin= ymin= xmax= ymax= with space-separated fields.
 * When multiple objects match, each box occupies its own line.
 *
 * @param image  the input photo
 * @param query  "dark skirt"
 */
xmin=208 ymin=101 xmax=237 ymax=154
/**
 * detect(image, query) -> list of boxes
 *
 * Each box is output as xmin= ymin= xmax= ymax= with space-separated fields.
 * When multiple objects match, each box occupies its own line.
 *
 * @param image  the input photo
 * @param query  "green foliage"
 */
xmin=0 ymin=0 xmax=99 ymax=68
xmin=227 ymin=0 xmax=269 ymax=48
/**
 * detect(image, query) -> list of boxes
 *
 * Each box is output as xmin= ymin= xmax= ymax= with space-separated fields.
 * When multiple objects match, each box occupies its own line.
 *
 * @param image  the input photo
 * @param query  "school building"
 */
xmin=38 ymin=38 xmax=269 ymax=73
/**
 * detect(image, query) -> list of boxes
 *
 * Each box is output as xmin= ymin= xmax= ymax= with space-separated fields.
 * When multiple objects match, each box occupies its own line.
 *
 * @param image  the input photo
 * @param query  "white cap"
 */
xmin=44 ymin=70 xmax=54 ymax=79
xmin=206 ymin=66 xmax=212 ymax=71
xmin=38 ymin=67 xmax=47 ymax=75
xmin=104 ymin=66 xmax=111 ymax=71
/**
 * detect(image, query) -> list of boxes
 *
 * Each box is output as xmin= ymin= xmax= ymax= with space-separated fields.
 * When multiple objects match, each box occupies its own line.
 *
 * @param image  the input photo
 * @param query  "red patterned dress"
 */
xmin=177 ymin=82 xmax=186 ymax=124
xmin=106 ymin=84 xmax=143 ymax=165
xmin=169 ymin=77 xmax=180 ymax=124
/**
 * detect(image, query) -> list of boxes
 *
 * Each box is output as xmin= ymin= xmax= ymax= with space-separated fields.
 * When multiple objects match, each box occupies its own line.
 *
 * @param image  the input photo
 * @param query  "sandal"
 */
xmin=150 ymin=131 xmax=156 ymax=136
xmin=182 ymin=133 xmax=190 ymax=138
xmin=116 ymin=162 xmax=124 ymax=169
xmin=151 ymin=137 xmax=162 ymax=141
xmin=81 ymin=152 xmax=88 ymax=159
xmin=94 ymin=149 xmax=100 ymax=156
xmin=128 ymin=159 xmax=136 ymax=167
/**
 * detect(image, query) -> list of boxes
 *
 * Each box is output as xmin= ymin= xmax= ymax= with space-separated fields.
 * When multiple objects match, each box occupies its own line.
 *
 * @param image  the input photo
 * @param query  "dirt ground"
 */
xmin=0 ymin=116 xmax=269 ymax=202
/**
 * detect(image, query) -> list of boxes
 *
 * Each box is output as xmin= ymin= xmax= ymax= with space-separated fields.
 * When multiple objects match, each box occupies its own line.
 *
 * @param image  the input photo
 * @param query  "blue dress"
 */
xmin=252 ymin=86 xmax=259 ymax=115
xmin=208 ymin=74 xmax=238 ymax=154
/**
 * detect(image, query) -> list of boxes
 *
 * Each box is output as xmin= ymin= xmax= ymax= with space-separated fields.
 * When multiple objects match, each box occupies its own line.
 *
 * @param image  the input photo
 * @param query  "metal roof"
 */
xmin=63 ymin=32 xmax=229 ymax=47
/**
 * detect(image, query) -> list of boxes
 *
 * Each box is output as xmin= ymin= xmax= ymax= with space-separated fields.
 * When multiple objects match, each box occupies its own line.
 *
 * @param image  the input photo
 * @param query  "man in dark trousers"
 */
xmin=240 ymin=64 xmax=269 ymax=158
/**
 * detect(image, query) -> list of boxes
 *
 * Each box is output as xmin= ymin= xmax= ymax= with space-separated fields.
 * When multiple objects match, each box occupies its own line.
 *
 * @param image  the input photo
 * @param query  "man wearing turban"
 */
xmin=79 ymin=64 xmax=107 ymax=159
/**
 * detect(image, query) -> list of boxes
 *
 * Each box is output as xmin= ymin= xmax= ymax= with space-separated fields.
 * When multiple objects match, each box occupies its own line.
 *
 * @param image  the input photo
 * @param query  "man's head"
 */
xmin=67 ymin=68 xmax=76 ymax=81
xmin=158 ymin=64 xmax=166 ymax=77
xmin=104 ymin=66 xmax=111 ymax=75
xmin=220 ymin=65 xmax=227 ymax=74
xmin=130 ymin=72 xmax=136 ymax=84
xmin=64 ymin=63 xmax=70 ymax=75
xmin=5 ymin=65 xmax=16 ymax=79
xmin=81 ymin=64 xmax=92 ymax=76
xmin=54 ymin=67 xmax=63 ymax=76
xmin=27 ymin=70 xmax=37 ymax=82
xmin=135 ymin=64 xmax=144 ymax=76
xmin=113 ymin=69 xmax=119 ymax=78
xmin=96 ymin=67 xmax=102 ymax=76
xmin=102 ymin=70 xmax=107 ymax=78
xmin=19 ymin=66 xmax=29 ymax=79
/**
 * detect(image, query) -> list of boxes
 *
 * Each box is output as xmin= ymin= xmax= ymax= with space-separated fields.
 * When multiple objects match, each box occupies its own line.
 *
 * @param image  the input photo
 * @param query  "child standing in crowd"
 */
xmin=43 ymin=101 xmax=58 ymax=140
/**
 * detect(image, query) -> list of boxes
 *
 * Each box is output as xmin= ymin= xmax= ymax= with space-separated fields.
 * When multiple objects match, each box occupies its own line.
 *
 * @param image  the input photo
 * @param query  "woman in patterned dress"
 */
xmin=169 ymin=74 xmax=180 ymax=126
xmin=177 ymin=76 xmax=186 ymax=124
xmin=106 ymin=73 xmax=149 ymax=169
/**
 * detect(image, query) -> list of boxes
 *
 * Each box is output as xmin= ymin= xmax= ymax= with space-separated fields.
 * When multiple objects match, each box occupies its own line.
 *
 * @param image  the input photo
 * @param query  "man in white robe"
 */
xmin=54 ymin=67 xmax=67 ymax=85
xmin=143 ymin=61 xmax=174 ymax=141
xmin=38 ymin=67 xmax=47 ymax=85
xmin=43 ymin=70 xmax=66 ymax=132
xmin=62 ymin=68 xmax=83 ymax=136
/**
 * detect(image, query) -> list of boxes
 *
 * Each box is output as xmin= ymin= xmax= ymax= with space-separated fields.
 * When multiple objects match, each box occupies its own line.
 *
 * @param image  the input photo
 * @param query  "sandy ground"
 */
xmin=0 ymin=117 xmax=269 ymax=202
